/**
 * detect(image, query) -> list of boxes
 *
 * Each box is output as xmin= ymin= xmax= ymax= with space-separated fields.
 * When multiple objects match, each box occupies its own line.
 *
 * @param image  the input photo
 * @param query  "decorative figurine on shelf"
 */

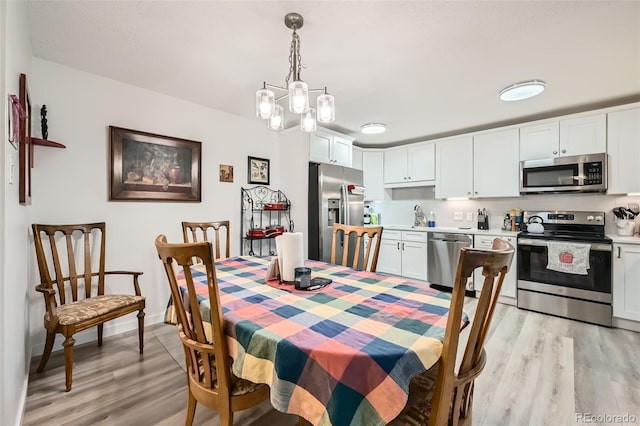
xmin=40 ymin=105 xmax=48 ymax=139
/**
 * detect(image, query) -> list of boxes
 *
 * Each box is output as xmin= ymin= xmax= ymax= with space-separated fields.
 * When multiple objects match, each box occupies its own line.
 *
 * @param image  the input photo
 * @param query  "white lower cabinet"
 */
xmin=473 ymin=235 xmax=517 ymax=304
xmin=613 ymin=243 xmax=640 ymax=322
xmin=376 ymin=230 xmax=428 ymax=281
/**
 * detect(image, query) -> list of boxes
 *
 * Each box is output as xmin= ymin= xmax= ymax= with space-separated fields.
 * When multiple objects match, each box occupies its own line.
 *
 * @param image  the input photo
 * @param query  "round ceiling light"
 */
xmin=361 ymin=123 xmax=387 ymax=134
xmin=499 ymin=80 xmax=546 ymax=101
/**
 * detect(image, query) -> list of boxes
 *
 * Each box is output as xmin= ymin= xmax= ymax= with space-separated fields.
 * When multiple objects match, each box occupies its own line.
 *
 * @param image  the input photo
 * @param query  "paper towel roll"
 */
xmin=275 ymin=232 xmax=305 ymax=282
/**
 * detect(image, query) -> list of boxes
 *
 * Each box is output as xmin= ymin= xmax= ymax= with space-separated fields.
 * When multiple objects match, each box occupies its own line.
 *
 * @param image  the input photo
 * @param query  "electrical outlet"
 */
xmin=453 ymin=211 xmax=463 ymax=221
xmin=466 ymin=212 xmax=473 ymax=221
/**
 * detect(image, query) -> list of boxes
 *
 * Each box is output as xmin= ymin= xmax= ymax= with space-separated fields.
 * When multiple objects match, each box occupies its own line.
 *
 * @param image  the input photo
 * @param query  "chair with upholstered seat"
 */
xmin=182 ymin=220 xmax=230 ymax=260
xmin=155 ymin=235 xmax=269 ymax=425
xmin=330 ymin=223 xmax=383 ymax=272
xmin=391 ymin=238 xmax=514 ymax=426
xmin=32 ymin=222 xmax=145 ymax=391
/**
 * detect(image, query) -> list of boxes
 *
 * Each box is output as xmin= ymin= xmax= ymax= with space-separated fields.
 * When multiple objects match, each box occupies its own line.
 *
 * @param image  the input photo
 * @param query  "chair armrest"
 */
xmin=35 ymin=284 xmax=59 ymax=326
xmin=35 ymin=284 xmax=56 ymax=295
xmin=104 ymin=270 xmax=144 ymax=296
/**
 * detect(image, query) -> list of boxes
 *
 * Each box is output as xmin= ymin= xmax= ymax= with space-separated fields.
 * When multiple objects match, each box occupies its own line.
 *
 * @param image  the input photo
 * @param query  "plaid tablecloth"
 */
xmin=170 ymin=256 xmax=465 ymax=426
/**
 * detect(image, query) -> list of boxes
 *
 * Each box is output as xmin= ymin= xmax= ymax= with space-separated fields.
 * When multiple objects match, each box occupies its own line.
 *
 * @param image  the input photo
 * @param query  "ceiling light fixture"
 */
xmin=256 ymin=13 xmax=335 ymax=132
xmin=361 ymin=123 xmax=387 ymax=134
xmin=499 ymin=80 xmax=546 ymax=102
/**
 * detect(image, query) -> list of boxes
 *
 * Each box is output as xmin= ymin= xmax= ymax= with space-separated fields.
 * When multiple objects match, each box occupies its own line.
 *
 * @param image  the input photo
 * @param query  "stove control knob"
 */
xmin=587 ymin=215 xmax=595 ymax=222
xmin=595 ymin=215 xmax=603 ymax=222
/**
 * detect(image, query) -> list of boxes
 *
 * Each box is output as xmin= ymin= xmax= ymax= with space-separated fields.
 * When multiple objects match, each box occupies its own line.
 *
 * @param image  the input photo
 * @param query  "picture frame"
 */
xmin=219 ymin=164 xmax=234 ymax=183
xmin=19 ymin=74 xmax=32 ymax=205
xmin=248 ymin=156 xmax=270 ymax=185
xmin=109 ymin=126 xmax=202 ymax=202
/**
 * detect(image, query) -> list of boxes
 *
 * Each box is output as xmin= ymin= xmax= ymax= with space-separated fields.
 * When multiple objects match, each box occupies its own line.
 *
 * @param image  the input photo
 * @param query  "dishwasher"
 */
xmin=427 ymin=232 xmax=474 ymax=294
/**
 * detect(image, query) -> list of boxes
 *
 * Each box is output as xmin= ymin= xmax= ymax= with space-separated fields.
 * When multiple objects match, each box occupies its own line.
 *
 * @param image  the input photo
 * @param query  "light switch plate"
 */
xmin=453 ymin=211 xmax=463 ymax=221
xmin=9 ymin=154 xmax=15 ymax=184
xmin=466 ymin=212 xmax=473 ymax=221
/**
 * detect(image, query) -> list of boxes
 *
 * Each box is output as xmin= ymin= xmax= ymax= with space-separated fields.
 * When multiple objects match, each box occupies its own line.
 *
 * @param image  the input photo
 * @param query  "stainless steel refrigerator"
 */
xmin=308 ymin=162 xmax=365 ymax=264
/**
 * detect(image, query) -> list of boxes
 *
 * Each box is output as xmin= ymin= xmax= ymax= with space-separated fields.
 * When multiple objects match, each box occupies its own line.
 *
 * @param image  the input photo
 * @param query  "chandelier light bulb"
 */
xmin=289 ymin=81 xmax=309 ymax=113
xmin=255 ymin=88 xmax=275 ymax=119
xmin=267 ymin=104 xmax=284 ymax=130
xmin=301 ymin=108 xmax=317 ymax=132
xmin=316 ymin=94 xmax=335 ymax=123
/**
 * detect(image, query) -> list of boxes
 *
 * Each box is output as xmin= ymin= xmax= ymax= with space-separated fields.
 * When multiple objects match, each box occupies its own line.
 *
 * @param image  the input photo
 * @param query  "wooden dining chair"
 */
xmin=182 ymin=220 xmax=230 ymax=260
xmin=391 ymin=238 xmax=514 ymax=426
xmin=155 ymin=235 xmax=269 ymax=426
xmin=330 ymin=224 xmax=383 ymax=272
xmin=32 ymin=222 xmax=145 ymax=391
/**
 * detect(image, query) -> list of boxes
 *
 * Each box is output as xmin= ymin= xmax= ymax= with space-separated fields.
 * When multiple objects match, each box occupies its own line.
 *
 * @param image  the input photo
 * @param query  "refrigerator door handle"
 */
xmin=343 ymin=185 xmax=351 ymax=225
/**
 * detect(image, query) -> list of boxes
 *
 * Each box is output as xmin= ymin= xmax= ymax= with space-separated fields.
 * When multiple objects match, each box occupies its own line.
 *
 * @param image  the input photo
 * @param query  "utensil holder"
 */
xmin=616 ymin=219 xmax=635 ymax=236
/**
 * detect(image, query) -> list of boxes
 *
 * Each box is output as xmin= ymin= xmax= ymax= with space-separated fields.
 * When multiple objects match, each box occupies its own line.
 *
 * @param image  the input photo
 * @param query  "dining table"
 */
xmin=165 ymin=256 xmax=467 ymax=426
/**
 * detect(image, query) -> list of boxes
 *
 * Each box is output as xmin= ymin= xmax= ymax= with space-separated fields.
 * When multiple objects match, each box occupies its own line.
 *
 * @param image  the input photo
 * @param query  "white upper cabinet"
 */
xmin=352 ymin=146 xmax=363 ymax=170
xmin=520 ymin=114 xmax=606 ymax=161
xmin=473 ymin=128 xmax=519 ymax=198
xmin=383 ymin=142 xmax=435 ymax=187
xmin=362 ymin=150 xmax=385 ymax=201
xmin=436 ymin=136 xmax=473 ymax=199
xmin=607 ymin=106 xmax=640 ymax=194
xmin=309 ymin=128 xmax=354 ymax=167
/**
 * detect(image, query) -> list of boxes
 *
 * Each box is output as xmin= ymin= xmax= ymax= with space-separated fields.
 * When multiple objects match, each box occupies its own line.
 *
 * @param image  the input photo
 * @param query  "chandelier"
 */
xmin=255 ymin=13 xmax=335 ymax=132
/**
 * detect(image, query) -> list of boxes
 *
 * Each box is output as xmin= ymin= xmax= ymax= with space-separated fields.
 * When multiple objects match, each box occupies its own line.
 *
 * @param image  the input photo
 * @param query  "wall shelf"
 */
xmin=241 ymin=186 xmax=292 ymax=256
xmin=32 ymin=137 xmax=66 ymax=148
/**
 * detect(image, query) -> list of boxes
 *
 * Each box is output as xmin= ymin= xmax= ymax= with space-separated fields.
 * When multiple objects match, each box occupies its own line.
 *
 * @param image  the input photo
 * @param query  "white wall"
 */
xmin=27 ymin=58 xmax=280 ymax=355
xmin=371 ymin=186 xmax=640 ymax=235
xmin=2 ymin=1 xmax=33 ymax=425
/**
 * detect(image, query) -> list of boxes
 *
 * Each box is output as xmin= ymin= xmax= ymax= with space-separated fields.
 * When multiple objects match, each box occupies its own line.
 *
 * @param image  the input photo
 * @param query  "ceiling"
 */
xmin=26 ymin=1 xmax=640 ymax=147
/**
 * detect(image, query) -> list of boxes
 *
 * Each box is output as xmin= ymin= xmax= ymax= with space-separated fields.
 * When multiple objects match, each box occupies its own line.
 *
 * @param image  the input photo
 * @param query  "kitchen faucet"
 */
xmin=414 ymin=205 xmax=425 ymax=226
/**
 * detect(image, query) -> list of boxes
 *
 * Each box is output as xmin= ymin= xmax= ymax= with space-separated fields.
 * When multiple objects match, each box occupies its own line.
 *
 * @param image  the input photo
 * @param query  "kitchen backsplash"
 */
xmin=366 ymin=187 xmax=640 ymax=235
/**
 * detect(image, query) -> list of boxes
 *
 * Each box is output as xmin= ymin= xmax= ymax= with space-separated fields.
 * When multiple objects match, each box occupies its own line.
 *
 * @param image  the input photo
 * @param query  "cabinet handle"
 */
xmin=408 ymin=176 xmax=411 ymax=180
xmin=403 ymin=177 xmax=407 ymax=180
xmin=553 ymin=150 xmax=558 ymax=155
xmin=561 ymin=149 xmax=566 ymax=154
xmin=474 ymin=191 xmax=478 ymax=194
xmin=617 ymin=246 xmax=621 ymax=258
xmin=397 ymin=242 xmax=400 ymax=250
xmin=467 ymin=191 xmax=471 ymax=195
xmin=402 ymin=242 xmax=405 ymax=250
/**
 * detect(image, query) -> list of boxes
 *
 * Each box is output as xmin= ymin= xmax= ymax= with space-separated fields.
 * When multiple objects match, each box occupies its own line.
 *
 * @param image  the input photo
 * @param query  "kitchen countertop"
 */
xmin=608 ymin=234 xmax=640 ymax=244
xmin=375 ymin=224 xmax=519 ymax=237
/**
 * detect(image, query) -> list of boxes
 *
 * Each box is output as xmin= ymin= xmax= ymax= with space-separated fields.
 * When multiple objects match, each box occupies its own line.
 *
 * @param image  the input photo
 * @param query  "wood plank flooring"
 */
xmin=24 ymin=299 xmax=640 ymax=425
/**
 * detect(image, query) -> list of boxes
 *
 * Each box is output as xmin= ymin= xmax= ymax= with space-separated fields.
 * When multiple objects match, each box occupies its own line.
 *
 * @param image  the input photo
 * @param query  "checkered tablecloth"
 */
xmin=172 ymin=256 xmax=465 ymax=426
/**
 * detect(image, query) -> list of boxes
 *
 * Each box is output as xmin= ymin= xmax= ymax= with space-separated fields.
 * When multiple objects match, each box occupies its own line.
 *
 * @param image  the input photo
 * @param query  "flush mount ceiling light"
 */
xmin=256 ymin=13 xmax=335 ymax=132
xmin=360 ymin=123 xmax=387 ymax=134
xmin=499 ymin=80 xmax=546 ymax=102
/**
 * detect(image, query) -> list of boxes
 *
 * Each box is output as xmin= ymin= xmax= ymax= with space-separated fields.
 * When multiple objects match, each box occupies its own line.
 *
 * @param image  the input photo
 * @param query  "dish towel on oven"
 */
xmin=546 ymin=241 xmax=590 ymax=275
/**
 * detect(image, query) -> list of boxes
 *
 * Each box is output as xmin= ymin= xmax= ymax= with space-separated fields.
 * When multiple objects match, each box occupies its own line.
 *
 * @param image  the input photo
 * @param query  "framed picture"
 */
xmin=219 ymin=164 xmax=234 ymax=183
xmin=109 ymin=126 xmax=202 ymax=202
xmin=19 ymin=74 xmax=32 ymax=205
xmin=248 ymin=156 xmax=270 ymax=185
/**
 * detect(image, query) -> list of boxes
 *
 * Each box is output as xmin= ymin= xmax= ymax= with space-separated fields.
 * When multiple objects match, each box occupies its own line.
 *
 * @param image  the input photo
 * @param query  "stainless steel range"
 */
xmin=517 ymin=211 xmax=612 ymax=326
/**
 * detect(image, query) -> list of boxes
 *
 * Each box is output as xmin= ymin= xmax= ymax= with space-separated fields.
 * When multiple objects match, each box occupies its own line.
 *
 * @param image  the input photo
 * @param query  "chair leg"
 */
xmin=185 ymin=390 xmax=197 ymax=426
xmin=63 ymin=336 xmax=76 ymax=392
xmin=219 ymin=409 xmax=233 ymax=426
xmin=138 ymin=309 xmax=145 ymax=354
xmin=37 ymin=330 xmax=56 ymax=372
xmin=97 ymin=324 xmax=103 ymax=346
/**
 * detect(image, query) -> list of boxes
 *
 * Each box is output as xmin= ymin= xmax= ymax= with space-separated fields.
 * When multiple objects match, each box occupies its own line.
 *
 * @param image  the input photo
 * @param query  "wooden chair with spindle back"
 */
xmin=32 ymin=222 xmax=145 ymax=391
xmin=390 ymin=238 xmax=515 ymax=426
xmin=182 ymin=221 xmax=230 ymax=260
xmin=330 ymin=223 xmax=383 ymax=272
xmin=155 ymin=235 xmax=270 ymax=425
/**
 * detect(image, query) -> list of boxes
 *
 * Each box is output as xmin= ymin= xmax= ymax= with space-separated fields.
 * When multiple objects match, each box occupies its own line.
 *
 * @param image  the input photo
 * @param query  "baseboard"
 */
xmin=31 ymin=312 xmax=165 ymax=357
xmin=14 ymin=374 xmax=28 ymax=426
xmin=612 ymin=316 xmax=640 ymax=332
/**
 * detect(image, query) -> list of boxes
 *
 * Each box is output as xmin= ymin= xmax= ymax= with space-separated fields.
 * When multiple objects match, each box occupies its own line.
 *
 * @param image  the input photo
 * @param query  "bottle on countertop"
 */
xmin=427 ymin=211 xmax=436 ymax=227
xmin=364 ymin=205 xmax=371 ymax=225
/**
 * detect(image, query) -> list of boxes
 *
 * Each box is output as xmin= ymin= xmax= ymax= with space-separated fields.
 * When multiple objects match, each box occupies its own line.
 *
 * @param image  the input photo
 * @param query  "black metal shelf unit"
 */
xmin=241 ymin=186 xmax=292 ymax=256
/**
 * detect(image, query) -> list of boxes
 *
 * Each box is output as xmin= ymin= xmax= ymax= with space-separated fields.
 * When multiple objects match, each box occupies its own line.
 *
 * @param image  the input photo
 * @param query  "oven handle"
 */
xmin=518 ymin=238 xmax=612 ymax=252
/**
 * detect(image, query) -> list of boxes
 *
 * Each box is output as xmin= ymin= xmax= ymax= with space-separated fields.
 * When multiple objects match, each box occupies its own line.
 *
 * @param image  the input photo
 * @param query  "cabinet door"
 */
xmin=607 ymin=107 xmax=640 ymax=194
xmin=613 ymin=244 xmax=640 ymax=321
xmin=473 ymin=235 xmax=517 ymax=300
xmin=352 ymin=147 xmax=363 ymax=170
xmin=384 ymin=148 xmax=408 ymax=184
xmin=401 ymin=241 xmax=428 ymax=281
xmin=559 ymin=114 xmax=606 ymax=157
xmin=435 ymin=136 xmax=473 ymax=199
xmin=310 ymin=133 xmax=332 ymax=164
xmin=363 ymin=151 xmax=385 ymax=201
xmin=332 ymin=136 xmax=353 ymax=167
xmin=519 ymin=122 xmax=559 ymax=160
xmin=408 ymin=143 xmax=436 ymax=182
xmin=473 ymin=129 xmax=519 ymax=197
xmin=376 ymin=239 xmax=402 ymax=276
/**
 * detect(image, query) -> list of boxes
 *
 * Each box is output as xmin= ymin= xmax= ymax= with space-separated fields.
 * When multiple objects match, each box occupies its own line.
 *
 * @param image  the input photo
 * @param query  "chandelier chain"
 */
xmin=285 ymin=29 xmax=303 ymax=87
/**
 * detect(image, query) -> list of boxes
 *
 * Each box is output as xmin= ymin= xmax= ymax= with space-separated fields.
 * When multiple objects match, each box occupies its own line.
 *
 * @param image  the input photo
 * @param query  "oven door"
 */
xmin=517 ymin=238 xmax=612 ymax=302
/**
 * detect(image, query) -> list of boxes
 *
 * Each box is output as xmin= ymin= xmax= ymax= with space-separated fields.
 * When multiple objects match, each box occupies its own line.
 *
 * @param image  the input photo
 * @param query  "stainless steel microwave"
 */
xmin=520 ymin=153 xmax=607 ymax=194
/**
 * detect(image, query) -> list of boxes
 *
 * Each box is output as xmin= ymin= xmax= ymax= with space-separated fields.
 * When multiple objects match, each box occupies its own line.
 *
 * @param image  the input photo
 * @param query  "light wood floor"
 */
xmin=24 ymin=298 xmax=640 ymax=426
